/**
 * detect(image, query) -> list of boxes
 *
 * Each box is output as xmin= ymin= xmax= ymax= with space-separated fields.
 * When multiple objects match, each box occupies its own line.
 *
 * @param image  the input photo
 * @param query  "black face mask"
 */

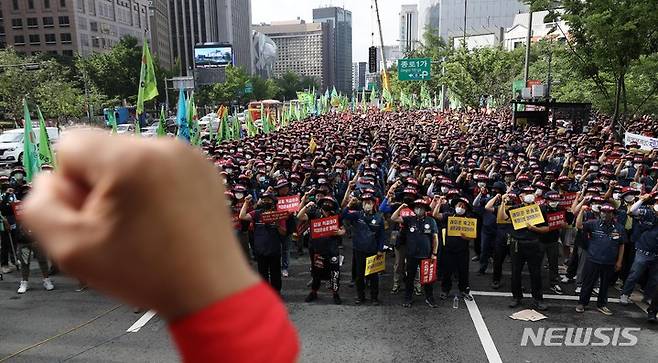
xmin=261 ymin=202 xmax=274 ymax=210
xmin=403 ymin=197 xmax=414 ymax=205
xmin=321 ymin=204 xmax=334 ymax=212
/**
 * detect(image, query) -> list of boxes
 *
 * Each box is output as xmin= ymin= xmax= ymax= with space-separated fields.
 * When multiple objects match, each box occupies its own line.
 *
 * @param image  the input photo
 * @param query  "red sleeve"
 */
xmin=169 ymin=282 xmax=300 ymax=363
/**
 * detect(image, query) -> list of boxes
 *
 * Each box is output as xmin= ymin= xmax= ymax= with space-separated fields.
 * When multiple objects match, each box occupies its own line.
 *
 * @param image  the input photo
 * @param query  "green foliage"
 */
xmin=274 ymin=71 xmax=319 ymax=100
xmin=0 ymin=49 xmax=90 ymax=120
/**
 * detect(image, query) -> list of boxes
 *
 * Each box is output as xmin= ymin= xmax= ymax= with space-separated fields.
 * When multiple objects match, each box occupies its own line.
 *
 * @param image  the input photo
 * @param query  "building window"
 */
xmin=44 ymin=0 xmax=51 ymax=9
xmin=43 ymin=17 xmax=54 ymax=27
xmin=29 ymin=34 xmax=40 ymax=45
xmin=12 ymin=0 xmax=19 ymax=11
xmin=48 ymin=50 xmax=58 ymax=55
xmin=11 ymin=19 xmax=22 ymax=29
xmin=59 ymin=16 xmax=70 ymax=27
xmin=14 ymin=35 xmax=25 ymax=45
xmin=60 ymin=0 xmax=67 ymax=7
xmin=89 ymin=21 xmax=98 ymax=32
xmin=45 ymin=33 xmax=56 ymax=44
xmin=27 ymin=18 xmax=38 ymax=28
xmin=63 ymin=49 xmax=73 ymax=56
xmin=60 ymin=33 xmax=72 ymax=44
xmin=92 ymin=36 xmax=99 ymax=48
xmin=28 ymin=0 xmax=35 ymax=10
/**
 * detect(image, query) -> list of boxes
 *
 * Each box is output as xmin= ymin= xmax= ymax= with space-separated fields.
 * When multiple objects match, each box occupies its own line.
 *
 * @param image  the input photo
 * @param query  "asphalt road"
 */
xmin=0 ymin=239 xmax=656 ymax=363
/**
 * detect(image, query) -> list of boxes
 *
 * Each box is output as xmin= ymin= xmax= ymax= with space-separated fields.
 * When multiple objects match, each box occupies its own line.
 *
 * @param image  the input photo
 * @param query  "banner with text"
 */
xmin=510 ymin=204 xmax=545 ymax=230
xmin=420 ymin=258 xmax=437 ymax=285
xmin=547 ymin=211 xmax=566 ymax=231
xmin=625 ymin=132 xmax=658 ymax=151
xmin=365 ymin=255 xmax=386 ymax=276
xmin=447 ymin=217 xmax=478 ymax=239
xmin=310 ymin=215 xmax=340 ymax=239
xmin=277 ymin=195 xmax=301 ymax=212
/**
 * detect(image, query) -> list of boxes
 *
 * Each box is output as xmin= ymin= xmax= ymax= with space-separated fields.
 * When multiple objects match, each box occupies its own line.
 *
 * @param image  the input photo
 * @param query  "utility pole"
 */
xmin=463 ymin=0 xmax=467 ymax=48
xmin=523 ymin=11 xmax=533 ymax=85
xmin=374 ymin=0 xmax=389 ymax=94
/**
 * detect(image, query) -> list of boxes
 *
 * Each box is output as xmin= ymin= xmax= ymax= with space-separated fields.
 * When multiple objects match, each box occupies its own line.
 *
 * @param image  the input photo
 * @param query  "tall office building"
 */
xmin=418 ymin=0 xmax=527 ymax=43
xmin=313 ymin=6 xmax=352 ymax=94
xmin=400 ymin=4 xmax=419 ymax=53
xmin=169 ymin=0 xmax=252 ymax=76
xmin=352 ymin=61 xmax=366 ymax=91
xmin=0 ymin=0 xmax=150 ymax=57
xmin=252 ymin=20 xmax=331 ymax=89
xmin=149 ymin=0 xmax=173 ymax=70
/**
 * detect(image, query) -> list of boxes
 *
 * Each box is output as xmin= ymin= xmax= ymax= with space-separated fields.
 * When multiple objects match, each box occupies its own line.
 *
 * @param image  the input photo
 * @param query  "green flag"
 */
xmin=246 ymin=110 xmax=257 ymax=137
xmin=136 ymin=40 xmax=158 ymax=116
xmin=188 ymin=93 xmax=200 ymax=146
xmin=36 ymin=106 xmax=55 ymax=167
xmin=22 ymin=99 xmax=40 ymax=182
xmin=157 ymin=106 xmax=167 ymax=137
xmin=108 ymin=109 xmax=118 ymax=134
xmin=232 ymin=115 xmax=242 ymax=140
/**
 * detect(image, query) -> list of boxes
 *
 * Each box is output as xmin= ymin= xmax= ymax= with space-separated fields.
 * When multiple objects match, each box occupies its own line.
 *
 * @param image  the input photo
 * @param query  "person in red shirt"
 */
xmin=20 ymin=131 xmax=300 ymax=363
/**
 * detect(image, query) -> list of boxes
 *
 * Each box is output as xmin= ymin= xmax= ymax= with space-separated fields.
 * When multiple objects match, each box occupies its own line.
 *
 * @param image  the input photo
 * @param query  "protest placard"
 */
xmin=420 ymin=258 xmax=437 ymax=285
xmin=365 ymin=254 xmax=385 ymax=276
xmin=547 ymin=211 xmax=566 ymax=231
xmin=509 ymin=204 xmax=545 ymax=230
xmin=310 ymin=215 xmax=340 ymax=239
xmin=447 ymin=217 xmax=477 ymax=239
xmin=277 ymin=195 xmax=301 ymax=212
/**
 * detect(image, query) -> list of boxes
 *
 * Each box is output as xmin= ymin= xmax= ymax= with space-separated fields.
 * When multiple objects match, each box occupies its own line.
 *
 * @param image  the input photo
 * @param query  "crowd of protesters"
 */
xmin=1 ymin=107 xmax=657 ymax=323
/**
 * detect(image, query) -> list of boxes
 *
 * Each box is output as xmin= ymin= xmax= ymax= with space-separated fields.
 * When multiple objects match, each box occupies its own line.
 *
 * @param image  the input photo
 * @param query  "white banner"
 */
xmin=624 ymin=132 xmax=658 ymax=151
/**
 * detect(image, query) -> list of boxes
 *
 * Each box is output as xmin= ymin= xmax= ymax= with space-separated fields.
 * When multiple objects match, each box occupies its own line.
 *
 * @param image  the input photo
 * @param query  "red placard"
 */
xmin=420 ymin=258 xmax=437 ymax=285
xmin=547 ymin=211 xmax=566 ymax=231
xmin=11 ymin=201 xmax=23 ymax=219
xmin=559 ymin=192 xmax=578 ymax=209
xmin=310 ymin=215 xmax=340 ymax=239
xmin=277 ymin=195 xmax=301 ymax=212
xmin=260 ymin=211 xmax=290 ymax=224
xmin=400 ymin=208 xmax=416 ymax=218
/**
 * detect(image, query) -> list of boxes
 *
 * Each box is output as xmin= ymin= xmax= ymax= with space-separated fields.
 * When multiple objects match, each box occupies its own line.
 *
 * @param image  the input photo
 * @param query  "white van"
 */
xmin=0 ymin=127 xmax=60 ymax=164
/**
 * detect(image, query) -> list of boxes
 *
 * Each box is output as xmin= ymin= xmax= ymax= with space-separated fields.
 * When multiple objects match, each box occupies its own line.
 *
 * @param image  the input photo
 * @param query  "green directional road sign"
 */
xmin=244 ymin=81 xmax=253 ymax=94
xmin=398 ymin=58 xmax=432 ymax=81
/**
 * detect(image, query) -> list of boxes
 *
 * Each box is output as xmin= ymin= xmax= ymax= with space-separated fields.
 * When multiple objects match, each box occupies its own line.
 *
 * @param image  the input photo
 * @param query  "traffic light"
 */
xmin=368 ymin=46 xmax=377 ymax=73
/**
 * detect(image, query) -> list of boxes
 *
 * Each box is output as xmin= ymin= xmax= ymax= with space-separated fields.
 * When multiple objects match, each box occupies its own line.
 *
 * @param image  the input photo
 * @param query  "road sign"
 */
xmin=398 ymin=58 xmax=431 ymax=81
xmin=244 ymin=81 xmax=253 ymax=94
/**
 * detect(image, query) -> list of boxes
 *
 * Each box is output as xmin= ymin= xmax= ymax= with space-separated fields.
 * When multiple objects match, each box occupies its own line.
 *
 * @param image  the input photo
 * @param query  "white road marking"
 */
xmin=471 ymin=290 xmax=621 ymax=303
xmin=126 ymin=310 xmax=157 ymax=333
xmin=465 ymin=297 xmax=503 ymax=363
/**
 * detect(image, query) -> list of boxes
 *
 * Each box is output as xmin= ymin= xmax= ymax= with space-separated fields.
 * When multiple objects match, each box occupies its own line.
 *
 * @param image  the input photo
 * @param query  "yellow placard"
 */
xmin=365 ymin=254 xmax=385 ymax=276
xmin=509 ymin=204 xmax=545 ymax=231
xmin=447 ymin=217 xmax=478 ymax=239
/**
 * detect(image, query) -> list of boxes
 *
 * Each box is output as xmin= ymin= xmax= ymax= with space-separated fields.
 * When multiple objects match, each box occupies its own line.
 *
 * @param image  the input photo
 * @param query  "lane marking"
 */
xmin=126 ymin=310 xmax=157 ymax=333
xmin=471 ymin=290 xmax=621 ymax=303
xmin=465 ymin=297 xmax=503 ymax=363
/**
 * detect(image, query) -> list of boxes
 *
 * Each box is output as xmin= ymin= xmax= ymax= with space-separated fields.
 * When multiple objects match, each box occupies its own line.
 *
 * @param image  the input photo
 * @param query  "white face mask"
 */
xmin=591 ymin=204 xmax=601 ymax=212
xmin=226 ymin=200 xmax=233 ymax=207
xmin=625 ymin=161 xmax=632 ymax=167
xmin=523 ymin=194 xmax=536 ymax=204
xmin=653 ymin=204 xmax=658 ymax=212
xmin=590 ymin=166 xmax=599 ymax=171
xmin=363 ymin=203 xmax=374 ymax=212
xmin=426 ymin=174 xmax=432 ymax=180
xmin=455 ymin=207 xmax=466 ymax=216
xmin=549 ymin=201 xmax=559 ymax=209
xmin=234 ymin=193 xmax=244 ymax=200
xmin=634 ymin=164 xmax=642 ymax=169
xmin=535 ymin=189 xmax=543 ymax=196
xmin=441 ymin=186 xmax=449 ymax=194
xmin=624 ymin=195 xmax=635 ymax=203
xmin=477 ymin=182 xmax=486 ymax=188
xmin=613 ymin=193 xmax=621 ymax=201
xmin=414 ymin=207 xmax=425 ymax=216
xmin=370 ymin=164 xmax=377 ymax=169
xmin=258 ymin=176 xmax=266 ymax=182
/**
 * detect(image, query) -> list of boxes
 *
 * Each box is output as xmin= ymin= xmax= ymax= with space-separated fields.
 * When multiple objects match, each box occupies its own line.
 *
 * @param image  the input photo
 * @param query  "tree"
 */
xmin=76 ymin=36 xmax=170 ymax=107
xmin=274 ymin=71 xmax=319 ymax=100
xmin=0 ymin=49 xmax=90 ymax=121
xmin=559 ymin=0 xmax=658 ymax=134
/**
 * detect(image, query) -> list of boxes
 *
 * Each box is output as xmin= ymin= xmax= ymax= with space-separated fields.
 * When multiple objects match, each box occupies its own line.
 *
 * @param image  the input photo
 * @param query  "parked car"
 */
xmin=0 ymin=127 xmax=59 ymax=164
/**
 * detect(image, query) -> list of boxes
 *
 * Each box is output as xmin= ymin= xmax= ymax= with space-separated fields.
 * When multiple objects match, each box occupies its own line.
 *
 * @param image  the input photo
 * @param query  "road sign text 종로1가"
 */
xmin=398 ymin=58 xmax=431 ymax=81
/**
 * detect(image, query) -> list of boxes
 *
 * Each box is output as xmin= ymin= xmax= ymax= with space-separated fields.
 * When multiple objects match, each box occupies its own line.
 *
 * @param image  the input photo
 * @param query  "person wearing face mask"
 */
xmin=541 ymin=192 xmax=571 ymax=295
xmin=620 ymin=194 xmax=658 ymax=306
xmin=575 ymin=204 xmax=626 ymax=316
xmin=273 ymin=179 xmax=296 ymax=278
xmin=474 ymin=182 xmax=504 ymax=275
xmin=391 ymin=199 xmax=439 ymax=308
xmin=499 ymin=188 xmax=549 ymax=311
xmin=239 ymin=193 xmax=286 ymax=293
xmin=297 ymin=196 xmax=346 ymax=305
xmin=435 ymin=197 xmax=475 ymax=301
xmin=341 ymin=194 xmax=386 ymax=305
